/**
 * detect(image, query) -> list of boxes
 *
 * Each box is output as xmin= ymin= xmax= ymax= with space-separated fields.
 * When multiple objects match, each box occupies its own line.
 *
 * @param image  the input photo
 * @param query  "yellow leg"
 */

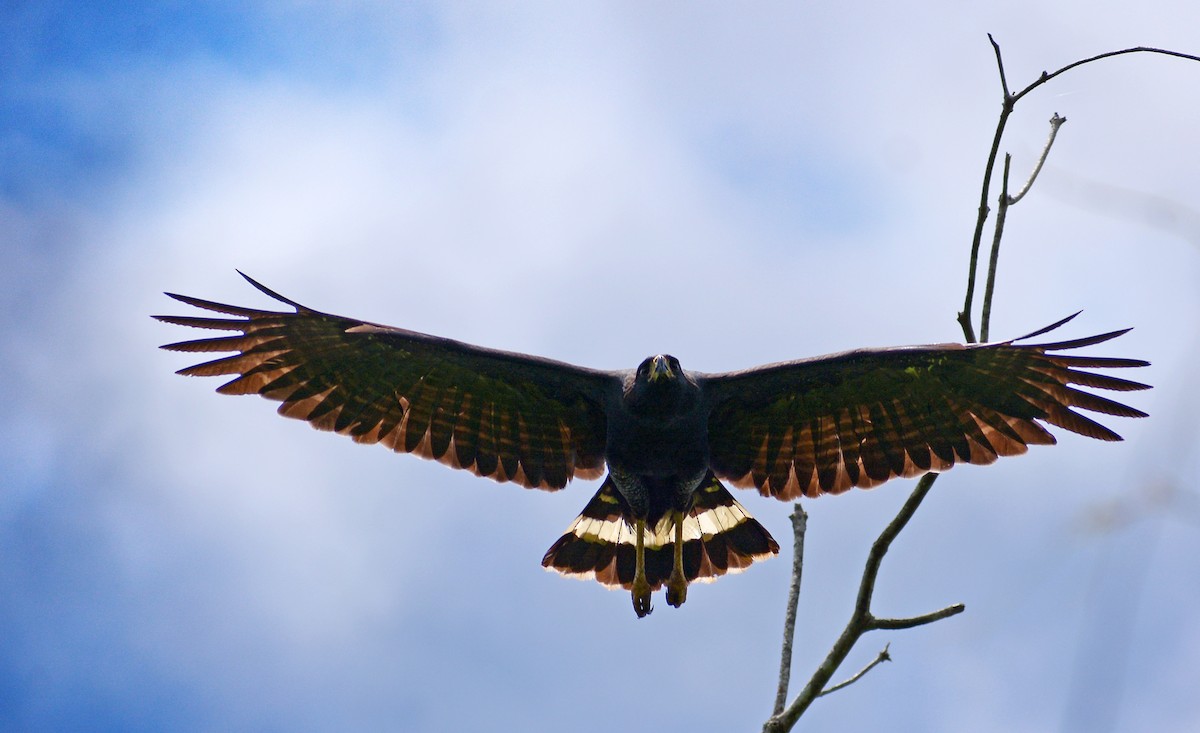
xmin=631 ymin=517 xmax=653 ymax=617
xmin=666 ymin=510 xmax=688 ymax=608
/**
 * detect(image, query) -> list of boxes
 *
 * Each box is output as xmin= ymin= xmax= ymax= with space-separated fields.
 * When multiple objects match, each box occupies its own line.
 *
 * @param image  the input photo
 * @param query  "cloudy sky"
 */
xmin=3 ymin=2 xmax=1198 ymax=731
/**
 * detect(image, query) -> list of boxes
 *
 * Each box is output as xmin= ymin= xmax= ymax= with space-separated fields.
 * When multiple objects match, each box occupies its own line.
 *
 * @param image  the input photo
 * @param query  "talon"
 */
xmin=666 ymin=575 xmax=687 ymax=608
xmin=632 ymin=579 xmax=653 ymax=617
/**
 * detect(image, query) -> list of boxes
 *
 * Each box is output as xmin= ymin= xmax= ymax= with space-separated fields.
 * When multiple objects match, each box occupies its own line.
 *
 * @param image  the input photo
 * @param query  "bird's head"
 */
xmin=638 ymin=354 xmax=679 ymax=384
xmin=625 ymin=354 xmax=697 ymax=415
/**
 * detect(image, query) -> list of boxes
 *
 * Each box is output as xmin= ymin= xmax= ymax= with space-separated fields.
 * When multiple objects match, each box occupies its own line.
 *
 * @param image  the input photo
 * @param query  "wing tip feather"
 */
xmin=236 ymin=270 xmax=308 ymax=311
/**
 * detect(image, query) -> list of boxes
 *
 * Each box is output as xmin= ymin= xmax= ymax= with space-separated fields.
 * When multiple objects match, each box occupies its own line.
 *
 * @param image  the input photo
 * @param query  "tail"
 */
xmin=541 ymin=472 xmax=779 ymax=591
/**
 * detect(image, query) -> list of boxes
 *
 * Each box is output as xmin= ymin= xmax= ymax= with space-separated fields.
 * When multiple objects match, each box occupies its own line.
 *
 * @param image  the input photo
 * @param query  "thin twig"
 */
xmin=773 ymin=504 xmax=808 ymax=716
xmin=853 ymin=475 xmax=938 ymax=612
xmin=990 ymin=33 xmax=1012 ymax=99
xmin=1013 ymin=47 xmax=1200 ymax=105
xmin=958 ymin=34 xmax=1014 ymax=344
xmin=818 ymin=645 xmax=892 ymax=698
xmin=1007 ymin=114 xmax=1067 ymax=205
xmin=980 ymin=153 xmax=1012 ymax=344
xmin=872 ymin=603 xmax=967 ymax=630
xmin=981 ymin=113 xmax=1068 ymax=342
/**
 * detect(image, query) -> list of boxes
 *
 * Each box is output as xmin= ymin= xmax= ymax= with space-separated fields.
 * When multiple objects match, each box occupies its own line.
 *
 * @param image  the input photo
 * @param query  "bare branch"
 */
xmin=1007 ymin=114 xmax=1067 ymax=205
xmin=768 ymin=37 xmax=1198 ymax=733
xmin=855 ymin=474 xmax=939 ymax=611
xmin=959 ymin=39 xmax=1199 ymax=342
xmin=959 ymin=34 xmax=1015 ymax=344
xmin=764 ymin=476 xmax=959 ymax=733
xmin=980 ymin=153 xmax=1012 ymax=344
xmin=980 ymin=113 xmax=1068 ymax=342
xmin=818 ymin=645 xmax=892 ymax=698
xmin=1013 ymin=47 xmax=1200 ymax=105
xmin=772 ymin=504 xmax=808 ymax=716
xmin=989 ymin=33 xmax=1012 ymax=99
xmin=872 ymin=604 xmax=967 ymax=630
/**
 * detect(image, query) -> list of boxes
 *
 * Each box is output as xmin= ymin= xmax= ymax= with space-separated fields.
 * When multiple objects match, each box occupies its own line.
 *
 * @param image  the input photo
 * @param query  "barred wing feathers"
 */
xmin=155 ymin=273 xmax=617 ymax=490
xmin=703 ymin=315 xmax=1149 ymax=500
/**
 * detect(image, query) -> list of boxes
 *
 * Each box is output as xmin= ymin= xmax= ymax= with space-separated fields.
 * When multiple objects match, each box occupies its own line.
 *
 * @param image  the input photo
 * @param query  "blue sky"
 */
xmin=3 ymin=2 xmax=1199 ymax=731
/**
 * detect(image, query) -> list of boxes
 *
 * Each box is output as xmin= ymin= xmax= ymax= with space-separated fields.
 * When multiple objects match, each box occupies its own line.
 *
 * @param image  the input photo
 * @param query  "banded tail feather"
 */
xmin=542 ymin=472 xmax=779 ymax=593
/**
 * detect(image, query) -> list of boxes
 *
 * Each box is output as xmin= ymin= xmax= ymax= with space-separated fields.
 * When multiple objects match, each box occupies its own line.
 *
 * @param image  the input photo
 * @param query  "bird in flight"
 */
xmin=156 ymin=273 xmax=1149 ymax=617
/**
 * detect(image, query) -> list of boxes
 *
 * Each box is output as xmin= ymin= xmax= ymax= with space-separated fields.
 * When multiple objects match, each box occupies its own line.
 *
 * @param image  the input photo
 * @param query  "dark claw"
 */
xmin=632 ymin=588 xmax=653 ymax=618
xmin=666 ymin=578 xmax=687 ymax=608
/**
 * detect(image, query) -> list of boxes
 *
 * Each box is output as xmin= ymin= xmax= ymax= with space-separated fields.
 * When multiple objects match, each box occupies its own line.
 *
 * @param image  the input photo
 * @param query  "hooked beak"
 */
xmin=648 ymin=354 xmax=674 ymax=382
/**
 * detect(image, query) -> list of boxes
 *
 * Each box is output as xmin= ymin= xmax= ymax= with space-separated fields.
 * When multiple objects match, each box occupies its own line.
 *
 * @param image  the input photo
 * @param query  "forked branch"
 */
xmin=960 ymin=38 xmax=1200 ymax=342
xmin=764 ymin=476 xmax=964 ymax=733
xmin=766 ymin=35 xmax=1197 ymax=733
xmin=818 ymin=644 xmax=891 ymax=698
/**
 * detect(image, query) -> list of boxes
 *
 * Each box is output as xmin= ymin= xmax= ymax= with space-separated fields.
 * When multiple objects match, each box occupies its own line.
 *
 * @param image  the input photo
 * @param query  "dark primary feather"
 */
xmin=701 ymin=314 xmax=1150 ymax=500
xmin=155 ymin=272 xmax=618 ymax=490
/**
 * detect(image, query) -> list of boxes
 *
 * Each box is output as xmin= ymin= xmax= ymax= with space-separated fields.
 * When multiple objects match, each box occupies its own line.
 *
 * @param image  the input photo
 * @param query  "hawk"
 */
xmin=156 ymin=274 xmax=1149 ymax=617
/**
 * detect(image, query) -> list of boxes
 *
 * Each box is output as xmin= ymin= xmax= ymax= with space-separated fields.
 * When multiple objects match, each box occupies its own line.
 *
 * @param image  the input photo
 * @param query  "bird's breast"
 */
xmin=605 ymin=413 xmax=709 ymax=477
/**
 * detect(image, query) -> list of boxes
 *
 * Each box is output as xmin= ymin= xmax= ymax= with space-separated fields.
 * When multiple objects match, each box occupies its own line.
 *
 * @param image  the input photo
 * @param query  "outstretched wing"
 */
xmin=702 ymin=315 xmax=1150 ymax=500
xmin=156 ymin=273 xmax=619 ymax=490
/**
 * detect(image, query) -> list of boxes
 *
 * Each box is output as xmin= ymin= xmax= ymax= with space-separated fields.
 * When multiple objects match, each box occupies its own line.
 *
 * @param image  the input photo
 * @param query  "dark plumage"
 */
xmin=156 ymin=273 xmax=1150 ymax=616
